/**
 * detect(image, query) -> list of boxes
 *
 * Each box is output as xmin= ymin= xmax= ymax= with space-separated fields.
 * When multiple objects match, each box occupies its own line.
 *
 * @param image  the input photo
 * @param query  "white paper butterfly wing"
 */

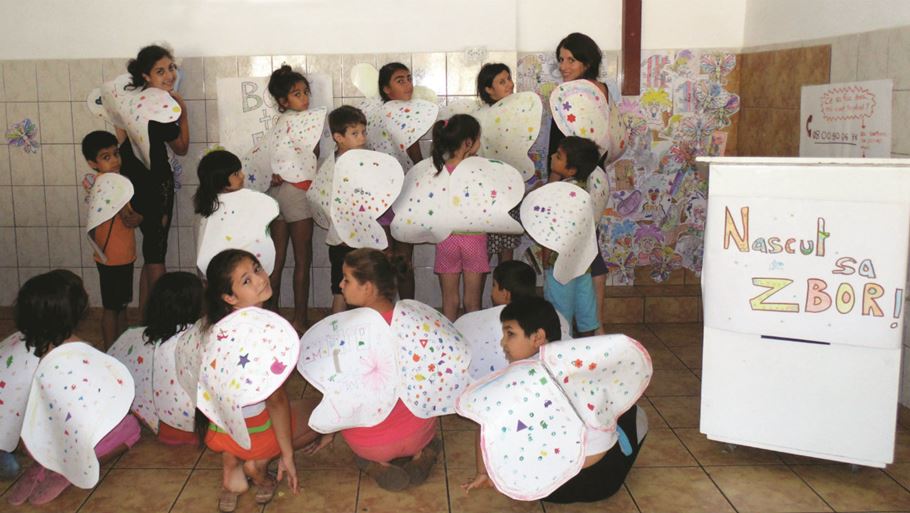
xmin=587 ymin=167 xmax=610 ymax=221
xmin=455 ymin=360 xmax=586 ymax=500
xmin=541 ymin=335 xmax=652 ymax=431
xmin=447 ymin=157 xmax=524 ymax=234
xmin=520 ymin=182 xmax=597 ymax=285
xmin=549 ymin=80 xmax=611 ymax=157
xmin=359 ymin=98 xmax=396 ymax=156
xmin=102 ymin=73 xmax=181 ymax=169
xmin=86 ymin=88 xmax=112 ymax=124
xmin=332 ymin=149 xmax=404 ymax=250
xmin=308 ymin=157 xmax=335 ymax=231
xmin=382 ymin=100 xmax=439 ymax=167
xmin=174 ymin=321 xmax=207 ymax=400
xmin=393 ymin=300 xmax=471 ymax=417
xmin=270 ymin=108 xmax=326 ymax=183
xmin=241 ymin=142 xmax=272 ymax=193
xmin=86 ymin=173 xmax=134 ymax=232
xmin=298 ymin=308 xmax=398 ymax=432
xmin=107 ymin=327 xmax=158 ymax=432
xmin=195 ymin=189 xmax=279 ymax=275
xmin=153 ymin=330 xmax=197 ymax=432
xmin=390 ymin=159 xmax=452 ymax=243
xmin=453 ymin=306 xmax=509 ymax=380
xmin=0 ymin=333 xmax=40 ymax=451
xmin=479 ymin=92 xmax=543 ymax=181
xmin=23 ymin=343 xmax=134 ymax=489
xmin=439 ymin=97 xmax=481 ymax=121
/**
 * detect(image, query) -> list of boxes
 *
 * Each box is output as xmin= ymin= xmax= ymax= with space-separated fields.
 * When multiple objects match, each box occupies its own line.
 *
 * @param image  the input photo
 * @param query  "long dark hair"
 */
xmin=193 ymin=150 xmax=242 ymax=217
xmin=143 ymin=272 xmax=203 ymax=344
xmin=203 ymin=249 xmax=260 ymax=329
xmin=15 ymin=270 xmax=88 ymax=358
xmin=476 ymin=63 xmax=511 ymax=106
xmin=556 ymin=32 xmax=602 ymax=80
xmin=430 ymin=114 xmax=481 ymax=173
xmin=343 ymin=248 xmax=403 ymax=303
xmin=378 ymin=62 xmax=410 ymax=102
xmin=126 ymin=45 xmax=174 ymax=90
xmin=268 ymin=64 xmax=310 ymax=113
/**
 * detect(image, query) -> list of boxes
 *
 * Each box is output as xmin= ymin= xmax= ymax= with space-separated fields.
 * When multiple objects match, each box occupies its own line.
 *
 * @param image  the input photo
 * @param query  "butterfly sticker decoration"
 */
xmin=5 ymin=119 xmax=39 ymax=154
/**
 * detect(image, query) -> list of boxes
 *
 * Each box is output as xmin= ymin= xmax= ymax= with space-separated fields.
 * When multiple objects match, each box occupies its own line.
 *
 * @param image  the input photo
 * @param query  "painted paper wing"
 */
xmin=390 ymin=158 xmax=451 ymax=244
xmin=478 ymin=92 xmax=543 ymax=181
xmin=85 ymin=172 xmax=134 ymax=264
xmin=270 ymin=108 xmax=326 ymax=183
xmin=0 ymin=333 xmax=40 ymax=451
xmin=331 ymin=149 xmax=404 ymax=249
xmin=587 ymin=167 xmax=611 ymax=221
xmin=549 ymin=80 xmax=612 ymax=157
xmin=195 ymin=189 xmax=279 ymax=275
xmin=447 ymin=157 xmax=525 ymax=234
xmin=153 ymin=329 xmax=197 ymax=432
xmin=307 ymin=156 xmax=343 ymax=245
xmin=174 ymin=321 xmax=207 ymax=400
xmin=453 ymin=306 xmax=510 ymax=381
xmin=100 ymin=74 xmax=181 ymax=168
xmin=107 ymin=327 xmax=158 ymax=431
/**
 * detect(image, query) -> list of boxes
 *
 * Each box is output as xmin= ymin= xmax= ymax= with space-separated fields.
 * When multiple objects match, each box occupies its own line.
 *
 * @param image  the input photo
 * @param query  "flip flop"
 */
xmin=6 ymin=464 xmax=45 ymax=506
xmin=403 ymin=437 xmax=442 ymax=486
xmin=218 ymin=489 xmax=238 ymax=513
xmin=28 ymin=470 xmax=71 ymax=505
xmin=254 ymin=475 xmax=278 ymax=504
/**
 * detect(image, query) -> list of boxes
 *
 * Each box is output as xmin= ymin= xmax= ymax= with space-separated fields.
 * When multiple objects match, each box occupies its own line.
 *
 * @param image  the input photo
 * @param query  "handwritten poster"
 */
xmin=800 ymin=80 xmax=892 ymax=158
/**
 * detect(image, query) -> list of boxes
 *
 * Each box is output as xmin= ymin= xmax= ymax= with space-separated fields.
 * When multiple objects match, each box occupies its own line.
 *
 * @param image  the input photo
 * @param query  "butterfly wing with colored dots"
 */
xmin=195 ymin=189 xmax=279 ymax=275
xmin=297 ymin=308 xmax=398 ymax=433
xmin=23 ymin=343 xmax=134 ymax=489
xmin=455 ymin=359 xmax=586 ymax=501
xmin=197 ymin=308 xmax=300 ymax=450
xmin=390 ymin=158 xmax=452 ymax=244
xmin=107 ymin=327 xmax=158 ymax=432
xmin=85 ymin=172 xmax=134 ymax=264
xmin=0 ymin=333 xmax=40 ymax=452
xmin=478 ymin=92 xmax=543 ymax=181
xmin=152 ymin=329 xmax=197 ymax=432
xmin=331 ymin=149 xmax=404 ymax=250
xmin=381 ymin=99 xmax=439 ymax=168
xmin=549 ymin=79 xmax=612 ymax=158
xmin=85 ymin=88 xmax=113 ymax=124
xmin=447 ymin=157 xmax=525 ymax=234
xmin=587 ymin=167 xmax=611 ymax=222
xmin=520 ymin=182 xmax=597 ymax=285
xmin=358 ymin=97 xmax=397 ymax=157
xmin=438 ymin=97 xmax=481 ymax=121
xmin=270 ymin=108 xmax=326 ymax=183
xmin=308 ymin=155 xmax=344 ymax=245
xmin=392 ymin=300 xmax=471 ymax=418
xmin=453 ymin=306 xmax=510 ymax=381
xmin=241 ymin=142 xmax=273 ymax=193
xmin=100 ymin=74 xmax=181 ymax=169
xmin=174 ymin=321 xmax=206 ymax=400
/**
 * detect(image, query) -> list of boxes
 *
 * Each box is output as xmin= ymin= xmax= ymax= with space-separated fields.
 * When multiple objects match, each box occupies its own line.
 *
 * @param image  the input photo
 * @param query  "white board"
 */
xmin=799 ymin=80 xmax=892 ymax=158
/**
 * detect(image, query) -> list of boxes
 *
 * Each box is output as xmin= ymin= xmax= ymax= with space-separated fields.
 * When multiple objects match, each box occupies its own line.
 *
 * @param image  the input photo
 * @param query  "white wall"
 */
xmin=744 ymin=0 xmax=910 ymax=47
xmin=0 ymin=0 xmax=748 ymax=61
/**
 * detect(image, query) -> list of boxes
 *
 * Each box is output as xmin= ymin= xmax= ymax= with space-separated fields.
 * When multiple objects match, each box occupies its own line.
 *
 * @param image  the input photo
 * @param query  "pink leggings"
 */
xmin=94 ymin=415 xmax=142 ymax=457
xmin=345 ymin=420 xmax=436 ymax=463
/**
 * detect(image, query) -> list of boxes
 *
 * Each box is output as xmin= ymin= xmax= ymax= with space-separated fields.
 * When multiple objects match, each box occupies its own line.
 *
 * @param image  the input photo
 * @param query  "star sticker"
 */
xmin=238 ymin=353 xmax=250 ymax=368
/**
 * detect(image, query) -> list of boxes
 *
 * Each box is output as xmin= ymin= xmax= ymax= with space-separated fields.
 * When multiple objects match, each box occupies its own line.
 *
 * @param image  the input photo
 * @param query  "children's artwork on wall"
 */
xmin=216 ymin=74 xmax=334 ymax=192
xmin=308 ymin=149 xmax=404 ymax=250
xmin=391 ymin=156 xmax=524 ymax=244
xmin=5 ymin=118 xmax=39 ymax=154
xmin=456 ymin=335 xmax=652 ymax=500
xmin=0 ymin=332 xmax=40 ymax=452
xmin=298 ymin=300 xmax=471 ymax=433
xmin=194 ymin=308 xmax=299 ymax=450
xmin=195 ymin=188 xmax=279 ymax=275
xmin=799 ymin=80 xmax=892 ymax=158
xmin=107 ymin=327 xmax=158 ymax=431
xmin=84 ymin=172 xmax=134 ymax=264
xmin=521 ymin=182 xmax=597 ymax=285
xmin=22 ymin=343 xmax=134 ymax=489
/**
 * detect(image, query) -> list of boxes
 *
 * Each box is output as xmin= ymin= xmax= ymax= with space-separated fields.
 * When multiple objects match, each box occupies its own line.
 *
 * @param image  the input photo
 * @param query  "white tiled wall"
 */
xmin=1 ymin=50 xmax=526 ymax=309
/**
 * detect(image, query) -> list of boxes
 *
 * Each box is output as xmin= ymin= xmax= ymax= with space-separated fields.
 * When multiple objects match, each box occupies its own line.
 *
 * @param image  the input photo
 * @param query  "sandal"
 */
xmin=6 ymin=464 xmax=45 ymax=506
xmin=254 ymin=475 xmax=278 ymax=505
xmin=355 ymin=456 xmax=410 ymax=492
xmin=218 ymin=489 xmax=238 ymax=513
xmin=28 ymin=470 xmax=71 ymax=505
xmin=403 ymin=437 xmax=441 ymax=486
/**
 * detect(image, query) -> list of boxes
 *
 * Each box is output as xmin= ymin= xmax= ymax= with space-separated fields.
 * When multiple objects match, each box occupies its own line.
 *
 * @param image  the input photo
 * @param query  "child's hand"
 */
xmin=301 ymin=433 xmax=334 ymax=455
xmin=270 ymin=174 xmax=284 ymax=187
xmin=277 ymin=452 xmax=299 ymax=494
xmin=461 ymin=473 xmax=494 ymax=493
xmin=169 ymin=90 xmax=185 ymax=104
xmin=120 ymin=205 xmax=143 ymax=228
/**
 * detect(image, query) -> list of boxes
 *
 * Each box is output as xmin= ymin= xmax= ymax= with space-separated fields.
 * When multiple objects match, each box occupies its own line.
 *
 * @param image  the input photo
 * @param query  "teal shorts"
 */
xmin=544 ymin=269 xmax=599 ymax=333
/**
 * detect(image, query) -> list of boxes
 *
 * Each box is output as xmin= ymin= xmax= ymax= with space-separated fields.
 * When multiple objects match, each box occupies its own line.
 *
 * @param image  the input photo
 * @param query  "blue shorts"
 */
xmin=544 ymin=270 xmax=599 ymax=333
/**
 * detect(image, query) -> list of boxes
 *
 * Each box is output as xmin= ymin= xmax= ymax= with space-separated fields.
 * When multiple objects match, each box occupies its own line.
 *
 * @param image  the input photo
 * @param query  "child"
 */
xmin=490 ymin=259 xmax=537 ymax=306
xmin=545 ymin=136 xmax=602 ymax=336
xmin=377 ymin=62 xmax=422 ymax=300
xmin=141 ymin=271 xmax=203 ymax=445
xmin=265 ymin=65 xmax=317 ymax=333
xmin=476 ymin=63 xmax=523 ymax=265
xmin=333 ymin=248 xmax=441 ymax=490
xmin=82 ymin=130 xmax=143 ymax=350
xmin=463 ymin=296 xmax=648 ymax=503
xmin=431 ymin=114 xmax=485 ymax=321
xmin=6 ymin=270 xmax=140 ymax=506
xmin=193 ymin=150 xmax=246 ymax=217
xmin=326 ymin=105 xmax=368 ymax=313
xmin=197 ymin=249 xmax=323 ymax=512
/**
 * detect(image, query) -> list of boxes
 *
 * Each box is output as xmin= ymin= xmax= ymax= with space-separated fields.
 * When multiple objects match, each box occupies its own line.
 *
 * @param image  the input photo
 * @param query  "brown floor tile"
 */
xmin=444 ymin=429 xmax=478 ymax=469
xmin=542 ymin=485 xmax=640 ymax=513
xmin=604 ymin=324 xmax=661 ymax=345
xmin=644 ymin=369 xmax=700 ymax=397
xmin=356 ymin=460 xmax=448 ymax=513
xmin=298 ymin=435 xmax=357 ymax=470
xmin=665 ymin=343 xmax=702 ymax=370
xmin=675 ymin=429 xmax=782 ymax=466
xmin=644 ymin=297 xmax=699 ymax=323
xmin=791 ymin=464 xmax=910 ymax=512
xmin=263 ymin=468 xmax=359 ymax=513
xmin=639 ymin=399 xmax=669 ymax=430
xmin=625 ymin=466 xmax=734 ymax=513
xmin=635 ymin=429 xmax=697 ymax=467
xmin=648 ymin=324 xmax=703 ymax=347
xmin=446 ymin=467 xmax=544 ymax=513
xmin=649 ymin=396 xmax=701 ymax=428
xmin=603 ymin=297 xmax=644 ymax=324
xmin=80 ymin=468 xmax=190 ymax=513
xmin=440 ymin=414 xmax=479 ymax=431
xmin=114 ymin=430 xmax=204 ymax=469
xmin=894 ymin=430 xmax=910 ymax=464
xmin=885 ymin=463 xmax=910 ymax=489
xmin=196 ymin=448 xmax=223 ymax=469
xmin=170 ymin=468 xmax=264 ymax=513
xmin=643 ymin=346 xmax=687 ymax=371
xmin=706 ymin=465 xmax=831 ymax=513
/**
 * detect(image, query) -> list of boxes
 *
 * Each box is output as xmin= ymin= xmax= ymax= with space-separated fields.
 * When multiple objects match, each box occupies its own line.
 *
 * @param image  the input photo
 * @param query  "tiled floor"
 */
xmin=3 ymin=319 xmax=910 ymax=513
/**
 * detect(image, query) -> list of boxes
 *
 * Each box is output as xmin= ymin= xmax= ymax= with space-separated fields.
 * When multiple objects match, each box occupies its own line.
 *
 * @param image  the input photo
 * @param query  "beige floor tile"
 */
xmin=446 ymin=467 xmax=544 ymax=513
xmin=542 ymin=485 xmax=640 ymax=513
xmin=778 ymin=452 xmax=838 ymax=465
xmin=263 ymin=468 xmax=359 ymax=513
xmin=643 ymin=345 xmax=687 ymax=371
xmin=886 ymin=462 xmax=910 ymax=489
xmin=356 ymin=461 xmax=449 ymax=513
xmin=444 ymin=429 xmax=478 ymax=469
xmin=114 ymin=430 xmax=203 ymax=469
xmin=170 ymin=468 xmax=264 ymax=513
xmin=648 ymin=324 xmax=703 ymax=347
xmin=665 ymin=343 xmax=702 ymax=369
xmin=675 ymin=428 xmax=782 ymax=466
xmin=791 ymin=464 xmax=910 ymax=512
xmin=894 ymin=430 xmax=910 ymax=464
xmin=298 ymin=435 xmax=357 ymax=470
xmin=80 ymin=468 xmax=190 ymax=513
xmin=195 ymin=448 xmax=223 ymax=469
xmin=625 ymin=466 xmax=734 ymax=513
xmin=440 ymin=414 xmax=479 ymax=431
xmin=644 ymin=369 xmax=701 ymax=397
xmin=635 ymin=429 xmax=698 ymax=467
xmin=648 ymin=396 xmax=701 ymax=428
xmin=706 ymin=465 xmax=831 ymax=513
xmin=639 ymin=399 xmax=669 ymax=430
xmin=605 ymin=324 xmax=662 ymax=345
